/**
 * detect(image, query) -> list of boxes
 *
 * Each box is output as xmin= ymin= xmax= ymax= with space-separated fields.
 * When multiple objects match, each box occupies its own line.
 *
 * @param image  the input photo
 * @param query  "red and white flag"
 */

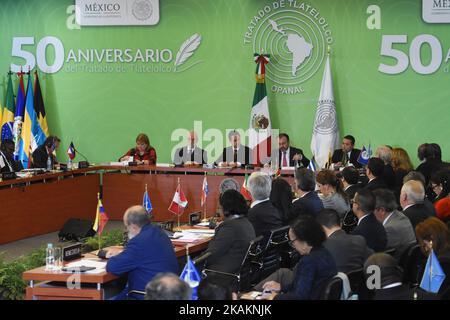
xmin=201 ymin=176 xmax=209 ymax=207
xmin=168 ymin=183 xmax=188 ymax=215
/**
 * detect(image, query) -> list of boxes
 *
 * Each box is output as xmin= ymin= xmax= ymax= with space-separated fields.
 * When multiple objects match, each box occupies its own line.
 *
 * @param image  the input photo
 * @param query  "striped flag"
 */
xmin=201 ymin=175 xmax=209 ymax=207
xmin=308 ymin=156 xmax=317 ymax=172
xmin=93 ymin=197 xmax=109 ymax=236
xmin=168 ymin=183 xmax=188 ymax=215
xmin=12 ymin=73 xmax=26 ymax=160
xmin=67 ymin=142 xmax=76 ymax=160
xmin=34 ymin=71 xmax=49 ymax=138
xmin=240 ymin=172 xmax=252 ymax=201
xmin=1 ymin=72 xmax=15 ymax=142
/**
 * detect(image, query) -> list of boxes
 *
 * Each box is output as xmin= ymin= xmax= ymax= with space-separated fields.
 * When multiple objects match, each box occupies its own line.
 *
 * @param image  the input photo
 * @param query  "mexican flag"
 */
xmin=249 ymin=54 xmax=272 ymax=166
xmin=240 ymin=172 xmax=252 ymax=201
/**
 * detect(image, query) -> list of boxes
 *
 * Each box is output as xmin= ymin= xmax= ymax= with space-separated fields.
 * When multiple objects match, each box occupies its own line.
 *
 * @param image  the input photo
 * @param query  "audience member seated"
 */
xmin=215 ymin=130 xmax=252 ymax=167
xmin=270 ymin=177 xmax=293 ymax=224
xmin=375 ymin=145 xmax=396 ymax=190
xmin=204 ymin=189 xmax=256 ymax=274
xmin=364 ymin=253 xmax=438 ymax=300
xmin=144 ymin=272 xmax=191 ymax=300
xmin=198 ymin=275 xmax=236 ymax=300
xmin=339 ymin=166 xmax=361 ymax=201
xmin=430 ymin=169 xmax=450 ymax=221
xmin=0 ymin=139 xmax=23 ymax=173
xmin=351 ymin=189 xmax=387 ymax=252
xmin=277 ymin=133 xmax=310 ymax=168
xmin=105 ymin=205 xmax=178 ymax=300
xmin=416 ymin=143 xmax=446 ymax=186
xmin=364 ymin=157 xmax=388 ymax=191
xmin=391 ymin=147 xmax=414 ymax=200
xmin=31 ymin=135 xmax=60 ymax=169
xmin=403 ymin=171 xmax=437 ymax=216
xmin=316 ymin=209 xmax=372 ymax=272
xmin=331 ymin=135 xmax=361 ymax=169
xmin=247 ymin=172 xmax=284 ymax=237
xmin=400 ymin=180 xmax=435 ymax=230
xmin=316 ymin=169 xmax=350 ymax=219
xmin=261 ymin=217 xmax=337 ymax=300
xmin=119 ymin=133 xmax=157 ymax=165
xmin=416 ymin=217 xmax=450 ymax=298
xmin=373 ymin=189 xmax=416 ymax=260
xmin=290 ymin=168 xmax=324 ymax=222
xmin=173 ymin=130 xmax=208 ymax=166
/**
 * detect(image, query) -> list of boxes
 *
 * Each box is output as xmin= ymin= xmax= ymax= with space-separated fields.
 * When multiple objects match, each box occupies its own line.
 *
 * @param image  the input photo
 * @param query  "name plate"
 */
xmin=189 ymin=211 xmax=201 ymax=226
xmin=63 ymin=243 xmax=82 ymax=261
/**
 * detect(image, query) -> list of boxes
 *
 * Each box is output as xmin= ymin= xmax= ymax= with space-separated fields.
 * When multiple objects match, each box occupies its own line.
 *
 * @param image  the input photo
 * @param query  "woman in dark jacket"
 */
xmin=270 ymin=177 xmax=293 ymax=224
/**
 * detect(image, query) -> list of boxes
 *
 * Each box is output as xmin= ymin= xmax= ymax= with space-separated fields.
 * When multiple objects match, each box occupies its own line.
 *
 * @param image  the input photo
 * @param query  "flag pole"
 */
xmin=202 ymin=172 xmax=208 ymax=223
xmin=177 ymin=177 xmax=181 ymax=229
xmin=97 ymin=192 xmax=101 ymax=251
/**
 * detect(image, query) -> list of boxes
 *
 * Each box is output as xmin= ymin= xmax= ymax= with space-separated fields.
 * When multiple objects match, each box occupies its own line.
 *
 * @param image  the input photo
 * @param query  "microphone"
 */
xmin=73 ymin=146 xmax=90 ymax=168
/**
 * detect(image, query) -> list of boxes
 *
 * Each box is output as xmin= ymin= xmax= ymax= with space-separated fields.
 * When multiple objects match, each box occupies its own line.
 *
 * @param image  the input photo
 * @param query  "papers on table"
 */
xmin=181 ymin=228 xmax=215 ymax=235
xmin=196 ymin=222 xmax=210 ymax=227
xmin=171 ymin=230 xmax=214 ymax=243
xmin=64 ymin=259 xmax=107 ymax=273
xmin=108 ymin=161 xmax=129 ymax=166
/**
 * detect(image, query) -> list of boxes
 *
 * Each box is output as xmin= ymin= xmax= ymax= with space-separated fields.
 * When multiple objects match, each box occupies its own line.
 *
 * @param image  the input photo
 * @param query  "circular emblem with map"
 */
xmin=132 ymin=0 xmax=153 ymax=21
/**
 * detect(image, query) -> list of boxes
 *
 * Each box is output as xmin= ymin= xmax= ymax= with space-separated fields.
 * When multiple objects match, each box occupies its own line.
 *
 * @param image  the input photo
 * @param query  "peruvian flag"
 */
xmin=168 ymin=183 xmax=188 ymax=215
xmin=249 ymin=54 xmax=272 ymax=166
xmin=240 ymin=173 xmax=252 ymax=201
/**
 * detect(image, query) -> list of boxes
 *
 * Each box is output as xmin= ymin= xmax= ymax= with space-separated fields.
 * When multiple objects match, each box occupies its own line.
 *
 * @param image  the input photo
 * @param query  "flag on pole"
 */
xmin=34 ymin=71 xmax=49 ymax=138
xmin=12 ymin=72 xmax=26 ymax=160
xmin=168 ymin=183 xmax=188 ymax=215
xmin=67 ymin=142 xmax=76 ymax=160
xmin=249 ymin=54 xmax=272 ymax=166
xmin=240 ymin=172 xmax=252 ymax=201
xmin=201 ymin=175 xmax=209 ymax=207
xmin=143 ymin=188 xmax=153 ymax=213
xmin=357 ymin=144 xmax=372 ymax=166
xmin=310 ymin=54 xmax=340 ymax=169
xmin=308 ymin=156 xmax=317 ymax=172
xmin=420 ymin=249 xmax=446 ymax=293
xmin=1 ymin=72 xmax=15 ymax=142
xmin=180 ymin=255 xmax=201 ymax=300
xmin=93 ymin=196 xmax=109 ymax=236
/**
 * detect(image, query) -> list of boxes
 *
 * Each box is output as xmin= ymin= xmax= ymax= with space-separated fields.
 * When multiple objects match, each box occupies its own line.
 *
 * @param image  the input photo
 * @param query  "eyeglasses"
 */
xmin=288 ymin=238 xmax=297 ymax=248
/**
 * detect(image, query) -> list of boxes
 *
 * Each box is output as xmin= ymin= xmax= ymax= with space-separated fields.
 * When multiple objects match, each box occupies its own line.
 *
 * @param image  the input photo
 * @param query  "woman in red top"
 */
xmin=430 ymin=169 xmax=450 ymax=221
xmin=120 ymin=133 xmax=157 ymax=165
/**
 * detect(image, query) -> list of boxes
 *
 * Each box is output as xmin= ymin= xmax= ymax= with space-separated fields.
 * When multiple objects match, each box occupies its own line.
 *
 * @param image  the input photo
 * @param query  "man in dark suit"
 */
xmin=31 ymin=136 xmax=60 ymax=169
xmin=317 ymin=209 xmax=372 ymax=273
xmin=290 ymin=168 xmax=324 ymax=222
xmin=364 ymin=157 xmax=388 ymax=191
xmin=331 ymin=135 xmax=361 ymax=169
xmin=340 ymin=166 xmax=361 ymax=200
xmin=373 ymin=189 xmax=416 ymax=260
xmin=277 ymin=133 xmax=309 ymax=168
xmin=105 ymin=205 xmax=179 ymax=300
xmin=173 ymin=131 xmax=208 ymax=166
xmin=400 ymin=180 xmax=435 ymax=230
xmin=246 ymin=172 xmax=284 ymax=237
xmin=351 ymin=189 xmax=387 ymax=252
xmin=215 ymin=130 xmax=252 ymax=167
xmin=0 ymin=139 xmax=23 ymax=173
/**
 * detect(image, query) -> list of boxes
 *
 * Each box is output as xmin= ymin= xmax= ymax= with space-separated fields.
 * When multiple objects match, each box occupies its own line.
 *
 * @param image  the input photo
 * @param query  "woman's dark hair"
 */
xmin=219 ymin=189 xmax=248 ymax=217
xmin=270 ymin=177 xmax=293 ymax=223
xmin=316 ymin=169 xmax=349 ymax=203
xmin=418 ymin=143 xmax=428 ymax=162
xmin=416 ymin=217 xmax=450 ymax=256
xmin=198 ymin=276 xmax=233 ymax=300
xmin=430 ymin=169 xmax=450 ymax=202
xmin=291 ymin=216 xmax=326 ymax=248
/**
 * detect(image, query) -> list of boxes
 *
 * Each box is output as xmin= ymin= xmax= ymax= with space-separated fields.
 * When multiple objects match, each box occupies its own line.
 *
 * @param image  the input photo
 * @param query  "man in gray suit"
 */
xmin=173 ymin=131 xmax=208 ymax=166
xmin=373 ymin=189 xmax=416 ymax=260
xmin=316 ymin=209 xmax=372 ymax=273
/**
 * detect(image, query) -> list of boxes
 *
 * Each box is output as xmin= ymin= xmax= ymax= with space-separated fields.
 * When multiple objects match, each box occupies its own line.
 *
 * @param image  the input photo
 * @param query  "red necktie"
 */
xmin=282 ymin=151 xmax=287 ymax=167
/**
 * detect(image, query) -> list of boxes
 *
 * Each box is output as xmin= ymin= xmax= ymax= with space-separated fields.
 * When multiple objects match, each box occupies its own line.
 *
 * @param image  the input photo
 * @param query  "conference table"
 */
xmin=0 ymin=164 xmax=295 ymax=245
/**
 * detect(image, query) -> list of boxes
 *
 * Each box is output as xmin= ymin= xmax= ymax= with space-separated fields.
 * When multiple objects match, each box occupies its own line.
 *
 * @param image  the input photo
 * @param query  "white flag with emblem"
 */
xmin=310 ymin=55 xmax=340 ymax=169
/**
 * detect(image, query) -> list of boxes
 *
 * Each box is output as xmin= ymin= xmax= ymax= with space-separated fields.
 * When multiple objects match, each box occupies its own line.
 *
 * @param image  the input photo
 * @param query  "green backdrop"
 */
xmin=0 ymin=0 xmax=449 ymax=165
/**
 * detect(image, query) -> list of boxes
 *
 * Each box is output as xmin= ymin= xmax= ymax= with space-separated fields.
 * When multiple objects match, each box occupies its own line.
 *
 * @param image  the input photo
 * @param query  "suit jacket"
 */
xmin=278 ymin=147 xmax=310 ymax=168
xmin=205 ymin=216 xmax=256 ymax=274
xmin=403 ymin=203 xmax=434 ymax=230
xmin=331 ymin=148 xmax=362 ymax=168
xmin=364 ymin=177 xmax=387 ymax=191
xmin=215 ymin=145 xmax=253 ymax=167
xmin=173 ymin=146 xmax=208 ymax=166
xmin=289 ymin=192 xmax=324 ymax=222
xmin=324 ymin=229 xmax=372 ymax=273
xmin=106 ymin=224 xmax=178 ymax=300
xmin=383 ymin=164 xmax=396 ymax=190
xmin=352 ymin=213 xmax=387 ymax=252
xmin=344 ymin=184 xmax=361 ymax=201
xmin=384 ymin=210 xmax=417 ymax=260
xmin=247 ymin=200 xmax=284 ymax=237
xmin=32 ymin=145 xmax=56 ymax=169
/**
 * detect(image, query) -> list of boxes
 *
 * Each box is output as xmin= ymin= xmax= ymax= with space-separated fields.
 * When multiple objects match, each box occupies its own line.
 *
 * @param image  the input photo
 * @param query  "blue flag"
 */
xmin=307 ymin=156 xmax=317 ymax=172
xmin=143 ymin=189 xmax=153 ymax=213
xmin=357 ymin=144 xmax=372 ymax=166
xmin=180 ymin=256 xmax=201 ymax=300
xmin=420 ymin=249 xmax=446 ymax=293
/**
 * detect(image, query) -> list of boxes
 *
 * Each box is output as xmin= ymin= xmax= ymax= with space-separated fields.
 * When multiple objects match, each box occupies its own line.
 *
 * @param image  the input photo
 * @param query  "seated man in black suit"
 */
xmin=290 ymin=168 xmax=324 ymax=222
xmin=0 ymin=139 xmax=23 ymax=173
xmin=316 ymin=209 xmax=372 ymax=273
xmin=403 ymin=171 xmax=437 ymax=216
xmin=400 ymin=180 xmax=435 ymax=230
xmin=340 ymin=166 xmax=361 ymax=200
xmin=173 ymin=131 xmax=208 ymax=166
xmin=351 ymin=189 xmax=387 ymax=252
xmin=215 ymin=130 xmax=252 ymax=168
xmin=364 ymin=157 xmax=388 ymax=191
xmin=277 ymin=133 xmax=309 ymax=168
xmin=31 ymin=135 xmax=60 ymax=169
xmin=331 ymin=135 xmax=361 ymax=169
xmin=246 ymin=172 xmax=284 ymax=237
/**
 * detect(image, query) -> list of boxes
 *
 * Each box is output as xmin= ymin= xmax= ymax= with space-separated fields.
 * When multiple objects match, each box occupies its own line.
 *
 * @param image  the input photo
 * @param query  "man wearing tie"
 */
xmin=278 ymin=133 xmax=310 ymax=169
xmin=215 ymin=130 xmax=252 ymax=167
xmin=331 ymin=135 xmax=361 ymax=169
xmin=173 ymin=131 xmax=208 ymax=166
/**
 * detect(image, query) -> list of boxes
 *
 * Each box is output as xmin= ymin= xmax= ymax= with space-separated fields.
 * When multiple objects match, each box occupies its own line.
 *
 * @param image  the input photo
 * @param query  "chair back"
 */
xmin=258 ymin=226 xmax=290 ymax=281
xmin=346 ymin=268 xmax=372 ymax=299
xmin=320 ymin=276 xmax=343 ymax=300
xmin=399 ymin=243 xmax=426 ymax=286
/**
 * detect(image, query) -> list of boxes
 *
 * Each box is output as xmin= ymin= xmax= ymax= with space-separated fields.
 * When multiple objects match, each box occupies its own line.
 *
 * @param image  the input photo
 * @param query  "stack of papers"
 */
xmin=65 ymin=259 xmax=107 ymax=274
xmin=171 ymin=230 xmax=213 ymax=243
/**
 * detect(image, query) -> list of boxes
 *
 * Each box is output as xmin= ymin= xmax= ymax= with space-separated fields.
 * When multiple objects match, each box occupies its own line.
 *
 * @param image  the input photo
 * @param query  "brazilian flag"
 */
xmin=1 ymin=73 xmax=15 ymax=142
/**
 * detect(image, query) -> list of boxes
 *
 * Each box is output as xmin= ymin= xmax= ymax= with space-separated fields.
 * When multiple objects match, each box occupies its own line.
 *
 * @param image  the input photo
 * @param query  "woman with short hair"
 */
xmin=316 ymin=169 xmax=350 ymax=219
xmin=120 ymin=133 xmax=157 ymax=165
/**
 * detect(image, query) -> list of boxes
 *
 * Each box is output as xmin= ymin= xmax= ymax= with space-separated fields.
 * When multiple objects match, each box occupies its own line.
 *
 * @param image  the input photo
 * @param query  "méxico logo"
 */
xmin=244 ymin=1 xmax=333 ymax=94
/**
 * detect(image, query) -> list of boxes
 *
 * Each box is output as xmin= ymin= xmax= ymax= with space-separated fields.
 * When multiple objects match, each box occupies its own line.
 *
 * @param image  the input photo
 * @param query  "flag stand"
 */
xmin=201 ymin=172 xmax=208 ymax=223
xmin=97 ymin=193 xmax=101 ymax=251
xmin=174 ymin=178 xmax=182 ymax=231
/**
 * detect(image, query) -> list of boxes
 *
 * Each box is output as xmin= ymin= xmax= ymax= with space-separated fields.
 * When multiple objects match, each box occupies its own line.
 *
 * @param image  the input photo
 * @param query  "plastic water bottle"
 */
xmin=45 ymin=243 xmax=55 ymax=271
xmin=67 ymin=159 xmax=72 ymax=170
xmin=46 ymin=156 xmax=52 ymax=171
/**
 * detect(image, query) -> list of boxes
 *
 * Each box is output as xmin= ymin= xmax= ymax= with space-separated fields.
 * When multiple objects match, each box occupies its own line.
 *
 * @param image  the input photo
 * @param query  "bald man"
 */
xmin=400 ymin=180 xmax=435 ymax=229
xmin=173 ymin=131 xmax=208 ymax=166
xmin=105 ymin=205 xmax=178 ymax=300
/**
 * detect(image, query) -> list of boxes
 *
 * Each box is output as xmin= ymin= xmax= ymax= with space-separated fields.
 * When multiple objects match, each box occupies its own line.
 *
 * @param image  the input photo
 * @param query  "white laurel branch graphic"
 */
xmin=174 ymin=33 xmax=202 ymax=71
